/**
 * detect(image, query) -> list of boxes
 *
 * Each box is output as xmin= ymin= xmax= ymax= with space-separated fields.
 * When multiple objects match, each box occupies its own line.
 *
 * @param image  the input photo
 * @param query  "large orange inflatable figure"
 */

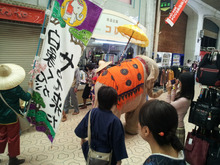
xmin=94 ymin=55 xmax=163 ymax=134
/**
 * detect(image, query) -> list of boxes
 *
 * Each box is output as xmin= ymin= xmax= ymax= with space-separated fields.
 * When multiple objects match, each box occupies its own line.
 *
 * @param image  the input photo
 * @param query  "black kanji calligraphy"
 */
xmin=60 ymin=52 xmax=74 ymax=72
xmin=49 ymin=92 xmax=62 ymax=117
xmin=47 ymin=68 xmax=54 ymax=80
xmin=44 ymin=47 xmax=56 ymax=68
xmin=54 ymin=79 xmax=63 ymax=91
xmin=48 ymin=29 xmax=60 ymax=50
xmin=43 ymin=85 xmax=50 ymax=97
xmin=57 ymin=69 xmax=62 ymax=79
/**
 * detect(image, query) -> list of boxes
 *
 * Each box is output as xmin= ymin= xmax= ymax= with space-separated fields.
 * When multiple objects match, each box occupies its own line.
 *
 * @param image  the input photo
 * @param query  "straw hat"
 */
xmin=96 ymin=60 xmax=111 ymax=73
xmin=0 ymin=64 xmax=26 ymax=90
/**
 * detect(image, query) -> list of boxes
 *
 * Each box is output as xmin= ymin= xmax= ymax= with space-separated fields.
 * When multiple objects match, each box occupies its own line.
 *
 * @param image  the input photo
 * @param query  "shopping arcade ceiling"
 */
xmin=201 ymin=0 xmax=220 ymax=11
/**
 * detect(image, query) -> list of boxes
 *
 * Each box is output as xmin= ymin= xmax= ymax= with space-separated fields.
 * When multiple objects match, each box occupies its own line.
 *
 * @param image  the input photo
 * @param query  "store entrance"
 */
xmin=78 ymin=38 xmax=137 ymax=69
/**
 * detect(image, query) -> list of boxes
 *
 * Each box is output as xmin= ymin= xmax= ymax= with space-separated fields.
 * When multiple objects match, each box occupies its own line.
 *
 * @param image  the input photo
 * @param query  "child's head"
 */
xmin=98 ymin=86 xmax=118 ymax=110
xmin=139 ymin=99 xmax=183 ymax=151
xmin=85 ymin=63 xmax=94 ymax=71
xmin=178 ymin=72 xmax=195 ymax=100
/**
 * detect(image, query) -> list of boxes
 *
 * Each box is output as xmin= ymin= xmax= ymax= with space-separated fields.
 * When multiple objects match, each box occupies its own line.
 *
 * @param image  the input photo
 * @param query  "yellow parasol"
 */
xmin=117 ymin=22 xmax=149 ymax=60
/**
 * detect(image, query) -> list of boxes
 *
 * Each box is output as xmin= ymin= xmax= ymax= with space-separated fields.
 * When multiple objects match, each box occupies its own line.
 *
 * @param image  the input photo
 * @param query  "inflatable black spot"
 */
xmin=126 ymin=80 xmax=132 ymax=86
xmin=102 ymin=70 xmax=108 ymax=76
xmin=133 ymin=64 xmax=138 ymax=69
xmin=137 ymin=73 xmax=142 ymax=81
xmin=120 ymin=69 xmax=128 ymax=75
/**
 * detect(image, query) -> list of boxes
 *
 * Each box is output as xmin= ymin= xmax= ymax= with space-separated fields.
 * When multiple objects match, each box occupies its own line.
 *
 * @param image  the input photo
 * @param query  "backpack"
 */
xmin=196 ymin=53 xmax=220 ymax=87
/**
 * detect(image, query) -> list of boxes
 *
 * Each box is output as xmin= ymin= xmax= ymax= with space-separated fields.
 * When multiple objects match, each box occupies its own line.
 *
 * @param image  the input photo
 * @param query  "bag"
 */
xmin=0 ymin=93 xmax=31 ymax=132
xmin=86 ymin=110 xmax=112 ymax=165
xmin=188 ymin=101 xmax=220 ymax=130
xmin=196 ymin=53 xmax=220 ymax=87
xmin=198 ymin=88 xmax=220 ymax=108
xmin=17 ymin=114 xmax=31 ymax=132
xmin=87 ymin=148 xmax=112 ymax=165
xmin=184 ymin=131 xmax=209 ymax=165
xmin=206 ymin=140 xmax=220 ymax=165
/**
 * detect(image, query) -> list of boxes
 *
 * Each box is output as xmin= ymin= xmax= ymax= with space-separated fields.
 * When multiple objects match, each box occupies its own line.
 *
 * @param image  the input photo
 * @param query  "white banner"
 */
xmin=28 ymin=0 xmax=102 ymax=142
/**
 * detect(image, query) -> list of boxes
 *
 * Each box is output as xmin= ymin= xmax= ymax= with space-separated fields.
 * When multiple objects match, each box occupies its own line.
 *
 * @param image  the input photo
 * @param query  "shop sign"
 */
xmin=160 ymin=0 xmax=171 ymax=12
xmin=165 ymin=0 xmax=188 ymax=27
xmin=0 ymin=3 xmax=45 ymax=24
xmin=92 ymin=9 xmax=146 ymax=42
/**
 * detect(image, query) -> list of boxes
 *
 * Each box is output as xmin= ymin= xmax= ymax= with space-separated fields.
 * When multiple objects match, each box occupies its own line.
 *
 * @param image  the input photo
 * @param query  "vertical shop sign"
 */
xmin=29 ymin=0 xmax=102 ymax=142
xmin=165 ymin=0 xmax=188 ymax=27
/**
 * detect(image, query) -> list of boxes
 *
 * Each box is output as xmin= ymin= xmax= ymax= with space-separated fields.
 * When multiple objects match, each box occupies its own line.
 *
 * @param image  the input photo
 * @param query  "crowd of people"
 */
xmin=0 ymin=61 xmax=196 ymax=165
xmin=61 ymin=60 xmax=111 ymax=122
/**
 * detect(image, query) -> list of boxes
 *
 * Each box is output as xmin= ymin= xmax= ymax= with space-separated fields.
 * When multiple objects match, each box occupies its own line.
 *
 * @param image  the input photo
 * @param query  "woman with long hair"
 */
xmin=166 ymin=72 xmax=195 ymax=145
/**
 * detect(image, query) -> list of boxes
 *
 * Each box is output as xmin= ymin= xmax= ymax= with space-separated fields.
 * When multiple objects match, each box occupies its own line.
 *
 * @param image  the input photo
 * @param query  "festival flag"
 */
xmin=28 ymin=0 xmax=102 ymax=142
xmin=165 ymin=0 xmax=188 ymax=27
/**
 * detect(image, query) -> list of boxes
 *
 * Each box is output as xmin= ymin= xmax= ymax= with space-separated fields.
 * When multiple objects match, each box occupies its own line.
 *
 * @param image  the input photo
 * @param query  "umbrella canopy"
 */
xmin=117 ymin=24 xmax=149 ymax=47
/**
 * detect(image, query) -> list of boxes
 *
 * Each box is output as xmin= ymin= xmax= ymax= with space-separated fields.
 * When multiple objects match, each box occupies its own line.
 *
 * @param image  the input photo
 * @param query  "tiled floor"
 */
xmin=0 ymin=84 xmax=201 ymax=165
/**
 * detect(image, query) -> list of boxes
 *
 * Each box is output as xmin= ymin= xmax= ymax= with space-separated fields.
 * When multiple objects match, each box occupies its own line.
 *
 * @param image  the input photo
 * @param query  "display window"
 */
xmin=78 ymin=38 xmax=137 ymax=69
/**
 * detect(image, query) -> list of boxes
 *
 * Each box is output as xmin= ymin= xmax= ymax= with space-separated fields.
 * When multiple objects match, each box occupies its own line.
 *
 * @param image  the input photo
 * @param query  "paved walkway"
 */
xmin=0 ymin=84 xmax=201 ymax=165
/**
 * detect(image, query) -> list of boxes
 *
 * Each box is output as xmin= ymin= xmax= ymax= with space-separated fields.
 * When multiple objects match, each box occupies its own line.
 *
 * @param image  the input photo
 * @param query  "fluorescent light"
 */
xmin=94 ymin=39 xmax=127 ymax=45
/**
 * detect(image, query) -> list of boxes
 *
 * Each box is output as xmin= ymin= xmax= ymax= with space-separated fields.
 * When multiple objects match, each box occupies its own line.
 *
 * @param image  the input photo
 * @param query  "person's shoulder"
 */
xmin=143 ymin=154 xmax=186 ymax=165
xmin=178 ymin=97 xmax=191 ymax=104
xmin=143 ymin=155 xmax=155 ymax=165
xmin=111 ymin=113 xmax=123 ymax=124
xmin=11 ymin=85 xmax=23 ymax=92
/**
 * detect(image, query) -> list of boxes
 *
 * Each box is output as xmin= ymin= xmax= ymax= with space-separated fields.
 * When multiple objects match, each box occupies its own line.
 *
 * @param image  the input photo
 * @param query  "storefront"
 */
xmin=0 ymin=3 xmax=45 ymax=90
xmin=76 ymin=9 xmax=148 ymax=105
xmin=79 ymin=9 xmax=147 ymax=67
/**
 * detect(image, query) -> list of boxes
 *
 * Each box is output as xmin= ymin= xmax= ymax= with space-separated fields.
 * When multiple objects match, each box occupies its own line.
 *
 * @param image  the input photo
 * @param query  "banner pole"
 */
xmin=32 ymin=0 xmax=52 ymax=71
xmin=153 ymin=0 xmax=161 ymax=61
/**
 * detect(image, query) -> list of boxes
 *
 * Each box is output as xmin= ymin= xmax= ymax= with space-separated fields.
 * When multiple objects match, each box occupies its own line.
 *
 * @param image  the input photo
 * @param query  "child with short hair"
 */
xmin=75 ymin=86 xmax=128 ymax=165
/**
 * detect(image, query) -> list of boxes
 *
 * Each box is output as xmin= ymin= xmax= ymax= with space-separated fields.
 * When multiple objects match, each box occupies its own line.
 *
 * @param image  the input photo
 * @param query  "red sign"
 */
xmin=165 ymin=0 xmax=188 ymax=27
xmin=0 ymin=3 xmax=45 ymax=24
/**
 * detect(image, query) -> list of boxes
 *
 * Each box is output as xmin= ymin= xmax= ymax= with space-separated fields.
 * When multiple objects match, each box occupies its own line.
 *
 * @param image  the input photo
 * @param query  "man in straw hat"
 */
xmin=0 ymin=63 xmax=33 ymax=165
xmin=96 ymin=60 xmax=111 ymax=76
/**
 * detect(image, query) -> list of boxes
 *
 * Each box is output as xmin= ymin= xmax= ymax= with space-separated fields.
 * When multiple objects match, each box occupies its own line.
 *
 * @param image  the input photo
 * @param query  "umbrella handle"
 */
xmin=119 ymin=31 xmax=134 ymax=63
